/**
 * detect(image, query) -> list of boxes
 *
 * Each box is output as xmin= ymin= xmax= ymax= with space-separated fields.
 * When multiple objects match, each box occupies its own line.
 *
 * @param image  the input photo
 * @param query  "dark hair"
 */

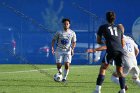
xmin=106 ymin=11 xmax=116 ymax=23
xmin=62 ymin=18 xmax=70 ymax=23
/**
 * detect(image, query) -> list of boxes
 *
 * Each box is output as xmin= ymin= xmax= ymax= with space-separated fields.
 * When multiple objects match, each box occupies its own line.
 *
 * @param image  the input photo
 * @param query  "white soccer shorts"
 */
xmin=123 ymin=66 xmax=140 ymax=78
xmin=55 ymin=52 xmax=72 ymax=63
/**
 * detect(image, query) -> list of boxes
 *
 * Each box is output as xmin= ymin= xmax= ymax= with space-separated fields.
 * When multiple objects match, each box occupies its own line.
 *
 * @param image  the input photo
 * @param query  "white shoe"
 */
xmin=93 ymin=90 xmax=101 ymax=93
xmin=118 ymin=89 xmax=125 ymax=93
xmin=133 ymin=79 xmax=140 ymax=87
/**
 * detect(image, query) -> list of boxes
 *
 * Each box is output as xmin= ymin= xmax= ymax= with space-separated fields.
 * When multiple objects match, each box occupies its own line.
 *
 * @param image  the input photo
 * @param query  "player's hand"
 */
xmin=71 ymin=49 xmax=74 ymax=56
xmin=52 ymin=47 xmax=55 ymax=55
xmin=86 ymin=49 xmax=96 ymax=53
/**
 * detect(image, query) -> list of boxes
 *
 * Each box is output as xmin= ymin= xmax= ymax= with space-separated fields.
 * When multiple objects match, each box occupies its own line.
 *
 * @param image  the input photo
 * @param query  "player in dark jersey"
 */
xmin=93 ymin=11 xmax=126 ymax=93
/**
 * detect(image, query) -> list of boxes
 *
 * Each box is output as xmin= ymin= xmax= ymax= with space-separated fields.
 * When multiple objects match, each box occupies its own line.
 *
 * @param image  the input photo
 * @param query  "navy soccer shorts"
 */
xmin=102 ymin=51 xmax=123 ymax=66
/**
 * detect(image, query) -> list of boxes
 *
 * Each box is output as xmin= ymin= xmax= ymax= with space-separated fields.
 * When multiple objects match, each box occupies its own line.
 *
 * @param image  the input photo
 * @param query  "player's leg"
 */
xmin=111 ymin=72 xmax=120 ymax=85
xmin=116 ymin=66 xmax=126 ymax=93
xmin=111 ymin=63 xmax=130 ymax=85
xmin=131 ymin=67 xmax=140 ymax=86
xmin=57 ymin=63 xmax=62 ymax=74
xmin=115 ymin=52 xmax=126 ymax=93
xmin=133 ymin=77 xmax=140 ymax=87
xmin=93 ymin=54 xmax=110 ymax=93
xmin=62 ymin=54 xmax=72 ymax=81
xmin=55 ymin=52 xmax=63 ymax=74
xmin=62 ymin=62 xmax=70 ymax=82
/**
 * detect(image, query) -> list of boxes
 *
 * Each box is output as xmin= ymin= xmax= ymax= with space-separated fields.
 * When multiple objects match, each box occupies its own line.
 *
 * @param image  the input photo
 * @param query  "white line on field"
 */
xmin=0 ymin=68 xmax=56 ymax=74
xmin=0 ymin=66 xmax=96 ymax=74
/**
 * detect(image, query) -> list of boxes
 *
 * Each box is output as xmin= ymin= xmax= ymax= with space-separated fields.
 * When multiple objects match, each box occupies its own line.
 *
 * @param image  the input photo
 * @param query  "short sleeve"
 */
xmin=97 ymin=26 xmax=103 ymax=37
xmin=72 ymin=32 xmax=77 ymax=42
xmin=53 ymin=32 xmax=59 ymax=40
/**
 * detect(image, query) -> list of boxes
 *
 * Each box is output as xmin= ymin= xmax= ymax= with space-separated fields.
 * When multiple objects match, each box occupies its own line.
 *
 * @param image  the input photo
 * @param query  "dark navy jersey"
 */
xmin=97 ymin=24 xmax=124 ymax=54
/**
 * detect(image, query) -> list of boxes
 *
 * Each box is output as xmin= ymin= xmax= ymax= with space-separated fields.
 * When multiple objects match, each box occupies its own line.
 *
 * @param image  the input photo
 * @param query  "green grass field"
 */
xmin=0 ymin=65 xmax=139 ymax=93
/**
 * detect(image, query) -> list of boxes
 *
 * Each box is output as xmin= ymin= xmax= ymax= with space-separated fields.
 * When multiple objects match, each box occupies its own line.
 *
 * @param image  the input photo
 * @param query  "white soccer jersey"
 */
xmin=53 ymin=29 xmax=76 ymax=53
xmin=123 ymin=35 xmax=138 ymax=68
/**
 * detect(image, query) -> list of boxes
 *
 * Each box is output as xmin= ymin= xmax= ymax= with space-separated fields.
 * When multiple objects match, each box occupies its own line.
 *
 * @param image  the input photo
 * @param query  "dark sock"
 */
xmin=119 ymin=77 xmax=125 ymax=89
xmin=96 ymin=74 xmax=105 ymax=85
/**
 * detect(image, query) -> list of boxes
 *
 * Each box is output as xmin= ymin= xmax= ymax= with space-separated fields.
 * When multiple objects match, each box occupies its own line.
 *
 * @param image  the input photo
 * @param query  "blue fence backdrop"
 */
xmin=0 ymin=0 xmax=140 ymax=65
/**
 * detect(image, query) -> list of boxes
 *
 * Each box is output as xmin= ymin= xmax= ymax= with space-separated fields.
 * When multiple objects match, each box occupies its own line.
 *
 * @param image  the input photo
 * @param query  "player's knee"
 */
xmin=117 ymin=71 xmax=124 ymax=77
xmin=101 ymin=63 xmax=109 ymax=69
xmin=57 ymin=63 xmax=62 ymax=69
xmin=112 ymin=72 xmax=118 ymax=77
xmin=65 ymin=66 xmax=69 ymax=70
xmin=65 ymin=62 xmax=70 ymax=69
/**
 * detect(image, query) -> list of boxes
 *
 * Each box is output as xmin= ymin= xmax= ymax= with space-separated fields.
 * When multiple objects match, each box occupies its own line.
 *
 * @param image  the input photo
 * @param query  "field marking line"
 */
xmin=0 ymin=65 xmax=96 ymax=74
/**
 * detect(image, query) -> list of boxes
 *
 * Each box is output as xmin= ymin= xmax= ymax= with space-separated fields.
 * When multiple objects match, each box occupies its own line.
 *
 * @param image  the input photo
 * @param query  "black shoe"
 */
xmin=62 ymin=79 xmax=66 ymax=82
xmin=61 ymin=79 xmax=68 ymax=85
xmin=125 ymin=85 xmax=128 ymax=91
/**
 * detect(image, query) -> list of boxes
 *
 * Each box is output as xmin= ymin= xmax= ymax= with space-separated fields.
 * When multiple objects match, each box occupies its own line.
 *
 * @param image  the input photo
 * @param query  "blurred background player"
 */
xmin=51 ymin=18 xmax=76 ymax=82
xmin=39 ymin=45 xmax=50 ymax=57
xmin=93 ymin=34 xmax=102 ymax=63
xmin=92 ymin=11 xmax=126 ymax=93
xmin=11 ymin=39 xmax=16 ymax=55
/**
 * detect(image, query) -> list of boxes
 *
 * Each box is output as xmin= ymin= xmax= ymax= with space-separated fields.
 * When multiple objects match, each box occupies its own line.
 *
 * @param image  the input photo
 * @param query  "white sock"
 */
xmin=111 ymin=75 xmax=120 ymax=85
xmin=120 ymin=89 xmax=125 ymax=93
xmin=63 ymin=69 xmax=69 ymax=80
xmin=58 ymin=68 xmax=62 ymax=74
xmin=95 ymin=85 xmax=101 ymax=91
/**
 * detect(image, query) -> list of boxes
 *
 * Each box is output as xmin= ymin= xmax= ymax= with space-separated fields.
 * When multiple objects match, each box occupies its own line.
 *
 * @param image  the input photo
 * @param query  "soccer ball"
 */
xmin=53 ymin=73 xmax=63 ymax=82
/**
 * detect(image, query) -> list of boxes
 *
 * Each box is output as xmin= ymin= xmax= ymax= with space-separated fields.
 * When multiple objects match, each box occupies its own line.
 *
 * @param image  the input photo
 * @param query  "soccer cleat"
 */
xmin=62 ymin=79 xmax=67 ymax=82
xmin=118 ymin=85 xmax=128 ymax=93
xmin=125 ymin=85 xmax=128 ymax=91
xmin=118 ymin=89 xmax=126 ymax=93
xmin=61 ymin=79 xmax=68 ymax=85
xmin=93 ymin=90 xmax=101 ymax=93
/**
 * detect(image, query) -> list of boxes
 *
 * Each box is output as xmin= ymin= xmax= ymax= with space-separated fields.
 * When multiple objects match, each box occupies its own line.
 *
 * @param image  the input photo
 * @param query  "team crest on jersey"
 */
xmin=61 ymin=38 xmax=69 ymax=45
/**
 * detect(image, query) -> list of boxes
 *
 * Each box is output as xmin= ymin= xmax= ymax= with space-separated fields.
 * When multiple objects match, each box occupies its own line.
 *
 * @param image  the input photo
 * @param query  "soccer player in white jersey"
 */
xmin=86 ymin=24 xmax=140 ymax=89
xmin=111 ymin=24 xmax=140 ymax=87
xmin=51 ymin=18 xmax=76 ymax=82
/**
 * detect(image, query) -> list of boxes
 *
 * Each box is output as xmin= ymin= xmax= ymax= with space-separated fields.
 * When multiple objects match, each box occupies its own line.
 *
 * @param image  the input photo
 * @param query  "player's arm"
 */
xmin=117 ymin=24 xmax=125 ymax=47
xmin=121 ymin=38 xmax=125 ymax=47
xmin=86 ymin=46 xmax=107 ymax=53
xmin=97 ymin=35 xmax=105 ymax=44
xmin=135 ymin=47 xmax=139 ymax=56
xmin=71 ymin=42 xmax=76 ymax=50
xmin=71 ymin=42 xmax=76 ymax=56
xmin=120 ymin=30 xmax=125 ymax=47
xmin=97 ymin=26 xmax=105 ymax=44
xmin=71 ymin=32 xmax=77 ymax=56
xmin=134 ymin=45 xmax=139 ymax=56
xmin=132 ymin=39 xmax=139 ymax=56
xmin=51 ymin=32 xmax=59 ymax=55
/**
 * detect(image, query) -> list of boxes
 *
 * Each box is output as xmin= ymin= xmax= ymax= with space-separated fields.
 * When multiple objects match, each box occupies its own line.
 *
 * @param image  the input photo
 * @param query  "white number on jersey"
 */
xmin=108 ymin=26 xmax=118 ymax=36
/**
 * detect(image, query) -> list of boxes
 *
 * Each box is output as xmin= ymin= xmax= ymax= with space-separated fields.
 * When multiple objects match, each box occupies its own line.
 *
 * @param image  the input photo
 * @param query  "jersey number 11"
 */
xmin=108 ymin=26 xmax=118 ymax=36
